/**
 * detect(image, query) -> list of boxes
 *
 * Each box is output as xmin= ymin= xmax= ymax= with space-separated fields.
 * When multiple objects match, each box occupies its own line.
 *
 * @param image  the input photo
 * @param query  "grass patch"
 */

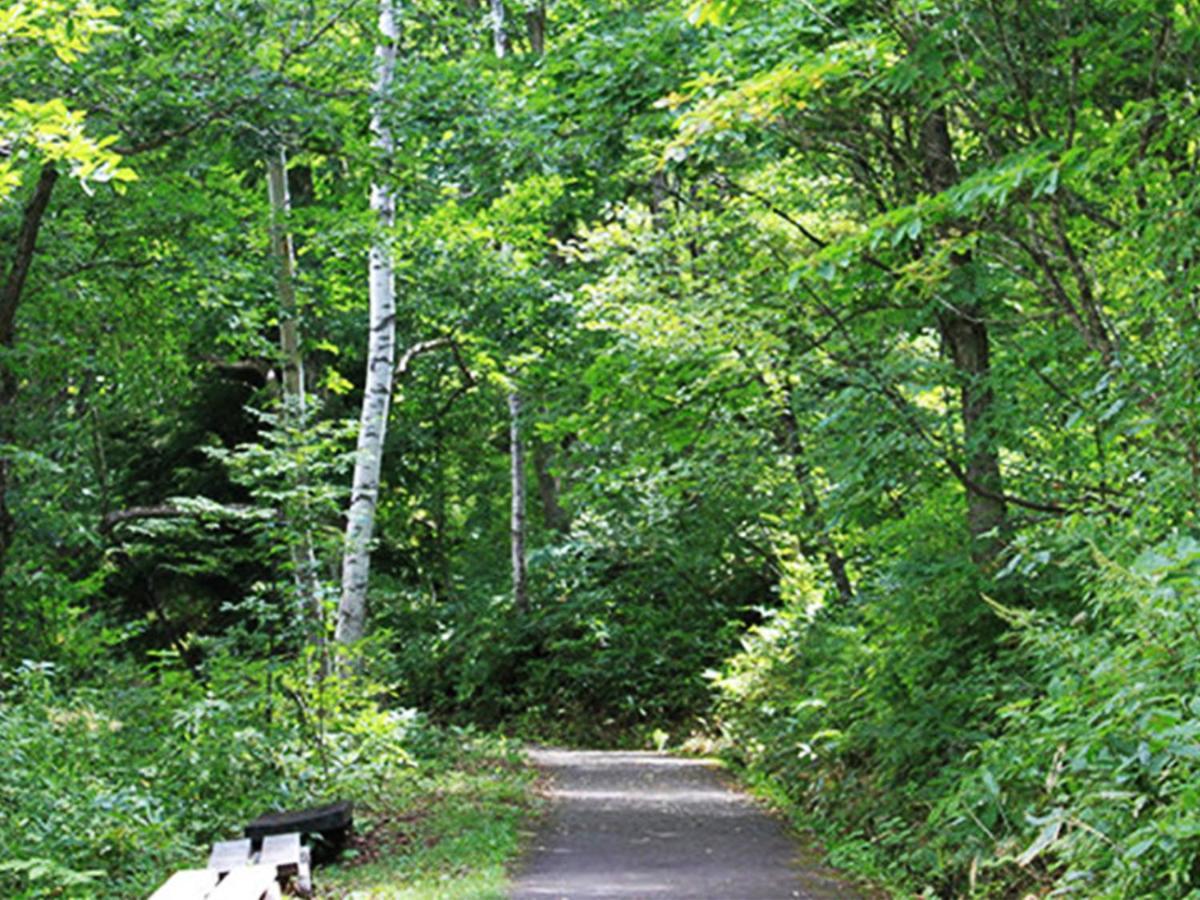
xmin=317 ymin=733 xmax=539 ymax=899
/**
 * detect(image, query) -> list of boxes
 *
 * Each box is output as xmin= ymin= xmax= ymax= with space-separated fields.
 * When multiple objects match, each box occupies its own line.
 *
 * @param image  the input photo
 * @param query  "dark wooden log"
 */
xmin=245 ymin=801 xmax=352 ymax=864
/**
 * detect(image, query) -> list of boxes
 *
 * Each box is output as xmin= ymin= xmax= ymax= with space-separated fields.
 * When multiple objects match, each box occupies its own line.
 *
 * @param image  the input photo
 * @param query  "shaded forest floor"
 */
xmin=314 ymin=739 xmax=538 ymax=899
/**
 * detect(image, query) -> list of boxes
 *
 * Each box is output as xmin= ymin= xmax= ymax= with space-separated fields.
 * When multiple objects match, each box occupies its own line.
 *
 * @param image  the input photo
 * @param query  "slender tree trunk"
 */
xmin=267 ymin=148 xmax=324 ymax=639
xmin=489 ymin=0 xmax=507 ymax=58
xmin=509 ymin=390 xmax=528 ymax=612
xmin=532 ymin=437 xmax=569 ymax=535
xmin=488 ymin=4 xmax=527 ymax=611
xmin=525 ymin=0 xmax=545 ymax=55
xmin=267 ymin=152 xmax=306 ymax=409
xmin=779 ymin=394 xmax=853 ymax=604
xmin=336 ymin=0 xmax=399 ymax=646
xmin=0 ymin=164 xmax=58 ymax=576
xmin=920 ymin=108 xmax=1007 ymax=564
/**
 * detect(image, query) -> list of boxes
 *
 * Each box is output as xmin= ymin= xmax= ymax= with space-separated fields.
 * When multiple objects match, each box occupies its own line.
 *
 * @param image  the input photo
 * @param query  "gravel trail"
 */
xmin=509 ymin=749 xmax=866 ymax=900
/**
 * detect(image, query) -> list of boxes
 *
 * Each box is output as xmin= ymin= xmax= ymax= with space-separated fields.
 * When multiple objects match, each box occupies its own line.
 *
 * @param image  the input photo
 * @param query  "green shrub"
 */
xmin=379 ymin=532 xmax=754 ymax=744
xmin=713 ymin=528 xmax=1200 ymax=897
xmin=935 ymin=535 xmax=1200 ymax=897
xmin=0 ymin=652 xmax=425 ymax=898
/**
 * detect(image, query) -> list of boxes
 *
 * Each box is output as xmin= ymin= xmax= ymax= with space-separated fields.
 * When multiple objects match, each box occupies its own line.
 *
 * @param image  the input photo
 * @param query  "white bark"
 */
xmin=509 ymin=389 xmax=528 ymax=612
xmin=489 ymin=0 xmax=506 ymax=58
xmin=336 ymin=0 xmax=398 ymax=646
xmin=267 ymin=150 xmax=306 ymax=412
xmin=267 ymin=148 xmax=324 ymax=639
xmin=490 ymin=0 xmax=525 ymax=612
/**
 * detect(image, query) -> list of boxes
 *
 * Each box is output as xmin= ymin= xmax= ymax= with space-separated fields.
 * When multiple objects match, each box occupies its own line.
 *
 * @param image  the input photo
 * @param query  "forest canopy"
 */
xmin=2 ymin=0 xmax=1200 ymax=896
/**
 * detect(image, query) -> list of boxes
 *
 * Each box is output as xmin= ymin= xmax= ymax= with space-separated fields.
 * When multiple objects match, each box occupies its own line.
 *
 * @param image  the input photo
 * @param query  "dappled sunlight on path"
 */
xmin=509 ymin=749 xmax=864 ymax=900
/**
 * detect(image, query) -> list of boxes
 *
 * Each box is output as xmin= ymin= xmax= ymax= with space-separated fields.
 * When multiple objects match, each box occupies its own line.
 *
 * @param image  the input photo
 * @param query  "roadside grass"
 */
xmin=722 ymin=759 xmax=893 ymax=899
xmin=317 ymin=733 xmax=539 ymax=899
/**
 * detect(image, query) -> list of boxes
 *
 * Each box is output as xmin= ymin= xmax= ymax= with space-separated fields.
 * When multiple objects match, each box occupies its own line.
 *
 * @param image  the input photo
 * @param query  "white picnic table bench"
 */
xmin=149 ymin=833 xmax=311 ymax=900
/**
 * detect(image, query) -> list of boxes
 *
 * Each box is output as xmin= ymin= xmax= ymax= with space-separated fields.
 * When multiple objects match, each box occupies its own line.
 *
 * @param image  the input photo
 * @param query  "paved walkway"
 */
xmin=509 ymin=749 xmax=865 ymax=900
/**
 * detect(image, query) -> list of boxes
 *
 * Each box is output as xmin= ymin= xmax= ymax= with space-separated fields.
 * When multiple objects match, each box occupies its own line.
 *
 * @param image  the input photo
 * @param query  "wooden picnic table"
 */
xmin=148 ymin=832 xmax=310 ymax=899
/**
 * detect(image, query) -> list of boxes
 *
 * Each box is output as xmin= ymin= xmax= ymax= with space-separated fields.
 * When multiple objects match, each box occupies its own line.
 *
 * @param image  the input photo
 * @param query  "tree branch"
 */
xmin=1 ymin=165 xmax=59 ymax=347
xmin=100 ymin=503 xmax=264 ymax=534
xmin=716 ymin=173 xmax=896 ymax=276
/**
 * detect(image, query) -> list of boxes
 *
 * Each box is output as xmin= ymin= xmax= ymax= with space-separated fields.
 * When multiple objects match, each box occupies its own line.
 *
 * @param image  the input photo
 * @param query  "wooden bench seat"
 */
xmin=206 ymin=865 xmax=280 ymax=900
xmin=148 ymin=869 xmax=219 ymax=900
xmin=259 ymin=833 xmax=311 ymax=893
xmin=149 ymin=831 xmax=309 ymax=898
xmin=148 ymin=864 xmax=278 ymax=900
xmin=207 ymin=838 xmax=254 ymax=874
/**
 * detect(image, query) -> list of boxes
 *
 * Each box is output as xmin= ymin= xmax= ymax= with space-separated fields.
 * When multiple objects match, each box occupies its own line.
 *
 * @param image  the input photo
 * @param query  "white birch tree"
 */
xmin=266 ymin=148 xmax=324 ymax=639
xmin=508 ymin=387 xmax=528 ymax=612
xmin=335 ymin=0 xmax=398 ymax=646
xmin=489 ymin=0 xmax=529 ymax=613
xmin=489 ymin=0 xmax=507 ymax=58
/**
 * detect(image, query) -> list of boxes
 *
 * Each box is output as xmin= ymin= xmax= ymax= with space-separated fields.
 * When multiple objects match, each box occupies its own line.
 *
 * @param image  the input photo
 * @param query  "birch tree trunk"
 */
xmin=509 ymin=389 xmax=528 ymax=613
xmin=489 ymin=0 xmax=507 ymax=58
xmin=267 ymin=151 xmax=306 ymax=409
xmin=489 ymin=0 xmax=527 ymax=612
xmin=266 ymin=148 xmax=324 ymax=638
xmin=335 ymin=0 xmax=398 ymax=646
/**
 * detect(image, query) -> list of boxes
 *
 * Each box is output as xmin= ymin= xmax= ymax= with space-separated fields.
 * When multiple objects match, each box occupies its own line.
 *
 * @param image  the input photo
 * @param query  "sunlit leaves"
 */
xmin=0 ymin=0 xmax=119 ymax=62
xmin=685 ymin=0 xmax=740 ymax=27
xmin=1 ymin=1 xmax=130 ymax=200
xmin=1 ymin=99 xmax=135 ymax=195
xmin=664 ymin=36 xmax=893 ymax=161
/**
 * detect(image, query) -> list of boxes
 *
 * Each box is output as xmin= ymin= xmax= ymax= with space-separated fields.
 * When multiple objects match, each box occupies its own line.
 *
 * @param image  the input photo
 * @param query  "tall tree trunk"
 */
xmin=488 ymin=4 xmax=526 ymax=611
xmin=0 ymin=164 xmax=58 ymax=576
xmin=336 ymin=0 xmax=399 ymax=646
xmin=920 ymin=108 xmax=1007 ymax=564
xmin=525 ymin=0 xmax=545 ymax=55
xmin=509 ymin=390 xmax=528 ymax=612
xmin=532 ymin=437 xmax=569 ymax=535
xmin=489 ymin=0 xmax=507 ymax=58
xmin=267 ymin=150 xmax=307 ymax=412
xmin=267 ymin=148 xmax=324 ymax=639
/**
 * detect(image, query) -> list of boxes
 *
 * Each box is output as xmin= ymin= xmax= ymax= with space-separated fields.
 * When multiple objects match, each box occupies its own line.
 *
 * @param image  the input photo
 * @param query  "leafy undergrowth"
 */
xmin=0 ymin=650 xmax=536 ymax=899
xmin=712 ymin=528 xmax=1200 ymax=898
xmin=317 ymin=736 xmax=538 ymax=899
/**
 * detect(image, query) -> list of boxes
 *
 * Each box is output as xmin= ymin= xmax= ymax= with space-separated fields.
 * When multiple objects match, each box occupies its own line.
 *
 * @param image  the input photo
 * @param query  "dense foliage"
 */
xmin=0 ymin=649 xmax=461 ymax=896
xmin=3 ymin=0 xmax=1200 ymax=896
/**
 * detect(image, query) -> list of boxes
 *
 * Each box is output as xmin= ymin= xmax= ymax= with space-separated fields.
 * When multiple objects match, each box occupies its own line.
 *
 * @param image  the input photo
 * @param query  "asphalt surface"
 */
xmin=509 ymin=749 xmax=865 ymax=900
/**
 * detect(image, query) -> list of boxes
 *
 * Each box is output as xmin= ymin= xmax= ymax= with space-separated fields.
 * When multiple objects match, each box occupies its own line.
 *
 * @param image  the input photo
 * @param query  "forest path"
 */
xmin=508 ymin=748 xmax=865 ymax=900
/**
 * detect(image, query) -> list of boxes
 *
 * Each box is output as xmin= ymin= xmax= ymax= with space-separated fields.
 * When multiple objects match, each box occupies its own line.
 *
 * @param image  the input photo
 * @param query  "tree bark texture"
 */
xmin=509 ymin=390 xmax=528 ymax=613
xmin=267 ymin=150 xmax=307 ymax=409
xmin=267 ymin=148 xmax=324 ymax=638
xmin=532 ymin=437 xmax=569 ymax=535
xmin=0 ymin=164 xmax=58 ymax=576
xmin=489 ymin=0 xmax=507 ymax=58
xmin=336 ymin=0 xmax=399 ymax=646
xmin=526 ymin=1 xmax=545 ymax=55
xmin=920 ymin=108 xmax=1007 ymax=563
